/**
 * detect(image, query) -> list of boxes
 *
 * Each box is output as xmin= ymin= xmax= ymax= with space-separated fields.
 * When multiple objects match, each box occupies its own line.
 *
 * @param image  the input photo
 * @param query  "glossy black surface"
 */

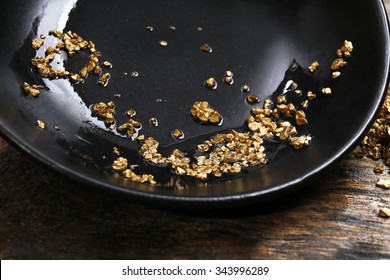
xmin=0 ymin=0 xmax=389 ymax=208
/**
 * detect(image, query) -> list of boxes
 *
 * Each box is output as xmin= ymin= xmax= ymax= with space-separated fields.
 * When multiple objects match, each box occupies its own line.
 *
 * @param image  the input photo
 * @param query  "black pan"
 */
xmin=0 ymin=0 xmax=389 ymax=209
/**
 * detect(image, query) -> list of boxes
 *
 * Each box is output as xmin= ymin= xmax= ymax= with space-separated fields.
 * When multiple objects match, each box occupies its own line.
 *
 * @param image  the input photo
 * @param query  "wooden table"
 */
xmin=1 ymin=4 xmax=390 ymax=260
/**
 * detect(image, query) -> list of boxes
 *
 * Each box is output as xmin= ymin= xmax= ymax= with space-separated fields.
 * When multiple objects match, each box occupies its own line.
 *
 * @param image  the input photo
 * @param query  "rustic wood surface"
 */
xmin=1 ymin=3 xmax=390 ymax=260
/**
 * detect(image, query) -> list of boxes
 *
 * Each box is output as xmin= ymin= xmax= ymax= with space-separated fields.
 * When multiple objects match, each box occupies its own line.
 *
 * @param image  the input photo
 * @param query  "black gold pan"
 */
xmin=0 ymin=0 xmax=389 ymax=209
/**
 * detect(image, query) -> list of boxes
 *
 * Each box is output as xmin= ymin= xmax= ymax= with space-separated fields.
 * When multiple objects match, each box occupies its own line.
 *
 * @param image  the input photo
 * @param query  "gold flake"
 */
xmin=307 ymin=91 xmax=317 ymax=101
xmin=290 ymin=135 xmax=312 ymax=149
xmin=322 ymin=87 xmax=332 ymax=95
xmin=295 ymin=110 xmax=308 ymax=125
xmin=308 ymin=61 xmax=319 ymax=73
xmin=126 ymin=109 xmax=136 ymax=117
xmin=113 ymin=147 xmax=120 ymax=156
xmin=224 ymin=76 xmax=234 ymax=85
xmin=172 ymin=129 xmax=184 ymax=139
xmin=376 ymin=178 xmax=390 ymax=189
xmin=112 ymin=157 xmax=128 ymax=171
xmin=150 ymin=118 xmax=158 ymax=126
xmin=374 ymin=163 xmax=385 ymax=174
xmin=246 ymin=95 xmax=260 ymax=104
xmin=191 ymin=101 xmax=222 ymax=124
xmin=32 ymin=38 xmax=44 ymax=50
xmin=205 ymin=77 xmax=217 ymax=89
xmin=98 ymin=73 xmax=110 ymax=86
xmin=36 ymin=120 xmax=45 ymax=129
xmin=23 ymin=82 xmax=44 ymax=97
xmin=294 ymin=89 xmax=302 ymax=96
xmin=242 ymin=85 xmax=250 ymax=93
xmin=276 ymin=95 xmax=286 ymax=104
xmin=378 ymin=208 xmax=390 ymax=218
xmin=331 ymin=58 xmax=347 ymax=70
xmin=225 ymin=71 xmax=233 ymax=77
xmin=201 ymin=43 xmax=212 ymax=53
xmin=92 ymin=101 xmax=116 ymax=124
xmin=159 ymin=40 xmax=168 ymax=47
xmin=103 ymin=61 xmax=112 ymax=68
xmin=332 ymin=71 xmax=341 ymax=79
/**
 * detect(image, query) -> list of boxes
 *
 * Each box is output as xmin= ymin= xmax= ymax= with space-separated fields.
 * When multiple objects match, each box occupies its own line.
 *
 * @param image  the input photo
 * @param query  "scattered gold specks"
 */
xmin=205 ymin=77 xmax=217 ymax=89
xmin=308 ymin=61 xmax=319 ymax=73
xmin=201 ymin=43 xmax=212 ymax=53
xmin=378 ymin=208 xmax=390 ymax=218
xmin=246 ymin=95 xmax=260 ymax=104
xmin=36 ymin=120 xmax=45 ymax=129
xmin=40 ymin=34 xmax=46 ymax=39
xmin=131 ymin=71 xmax=139 ymax=78
xmin=169 ymin=26 xmax=176 ymax=30
xmin=159 ymin=40 xmax=168 ymax=47
xmin=156 ymin=99 xmax=163 ymax=103
xmin=302 ymin=100 xmax=309 ymax=109
xmin=23 ymin=82 xmax=44 ymax=97
xmin=113 ymin=93 xmax=121 ymax=98
xmin=376 ymin=178 xmax=390 ymax=189
xmin=145 ymin=25 xmax=154 ymax=32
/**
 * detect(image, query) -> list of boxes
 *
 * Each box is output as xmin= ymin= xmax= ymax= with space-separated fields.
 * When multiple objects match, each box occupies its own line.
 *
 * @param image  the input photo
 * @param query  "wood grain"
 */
xmin=1 ymin=1 xmax=390 ymax=260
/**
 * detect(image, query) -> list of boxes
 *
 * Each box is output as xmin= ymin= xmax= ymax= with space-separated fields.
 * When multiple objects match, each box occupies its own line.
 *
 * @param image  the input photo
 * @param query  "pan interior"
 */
xmin=0 ymin=0 xmax=388 ymax=206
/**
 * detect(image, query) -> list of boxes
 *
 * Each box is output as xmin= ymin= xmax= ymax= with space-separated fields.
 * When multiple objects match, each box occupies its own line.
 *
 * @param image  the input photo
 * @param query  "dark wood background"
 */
xmin=1 ymin=3 xmax=390 ymax=260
